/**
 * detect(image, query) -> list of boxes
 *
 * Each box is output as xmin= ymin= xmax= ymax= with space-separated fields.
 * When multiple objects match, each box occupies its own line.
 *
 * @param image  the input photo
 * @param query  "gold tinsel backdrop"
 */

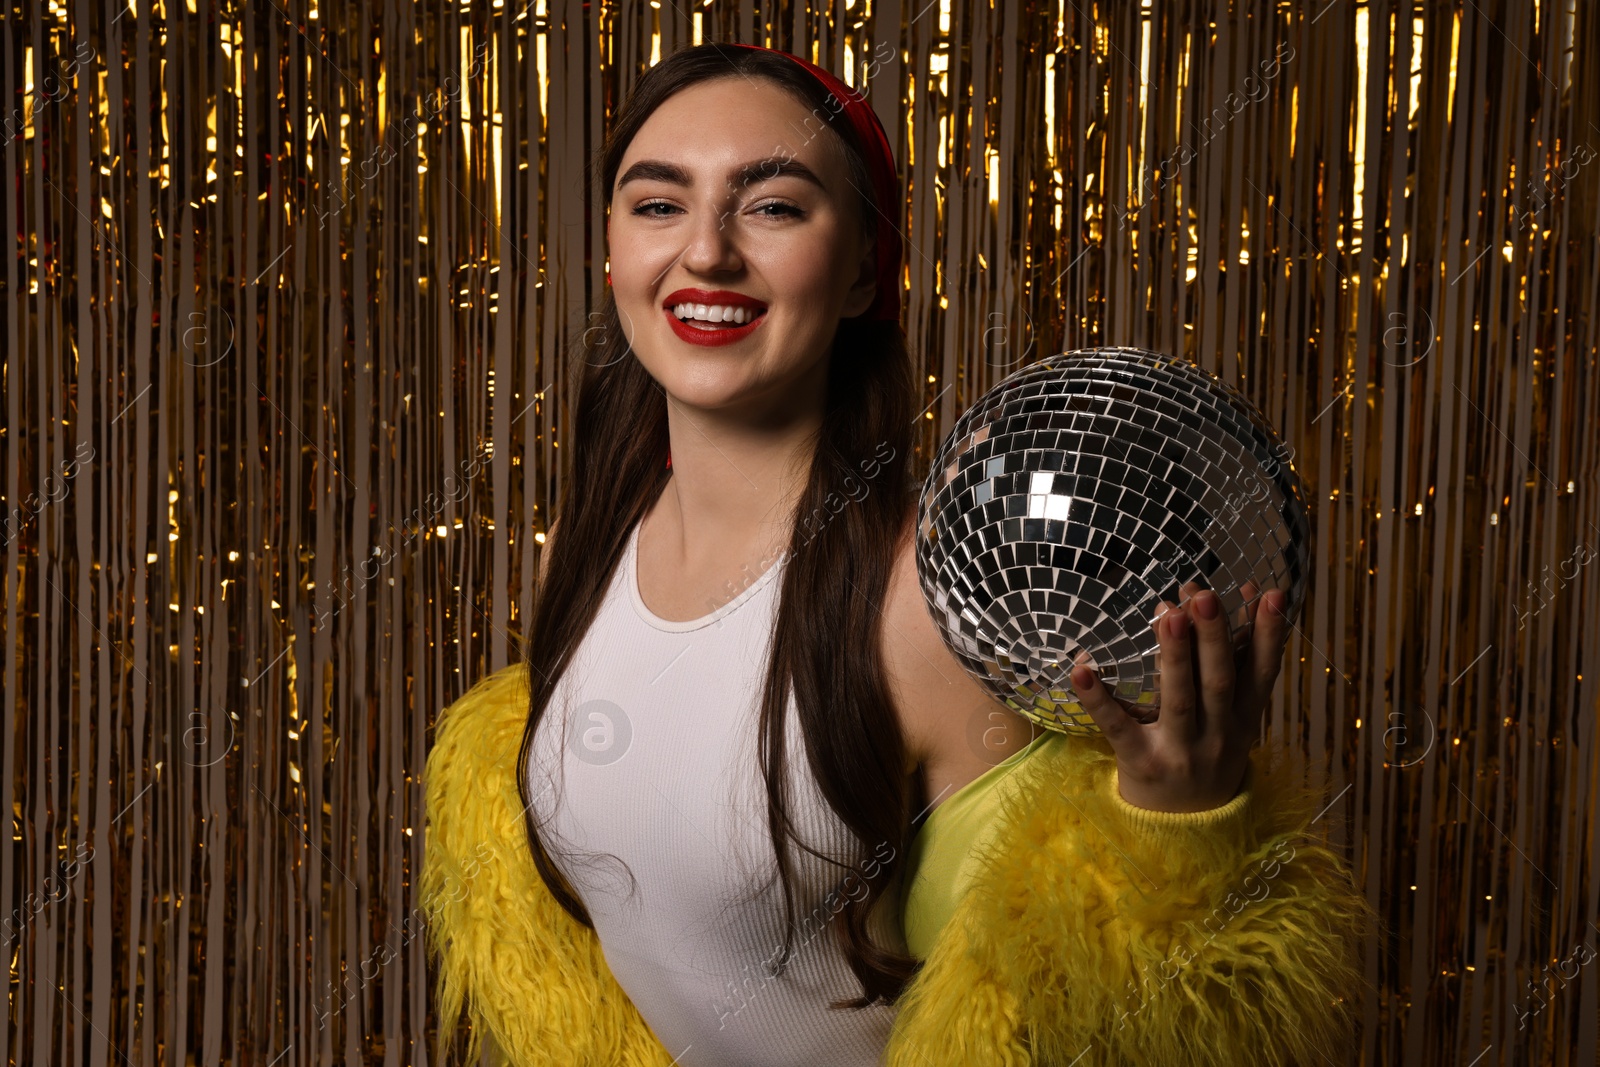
xmin=3 ymin=0 xmax=1597 ymax=1063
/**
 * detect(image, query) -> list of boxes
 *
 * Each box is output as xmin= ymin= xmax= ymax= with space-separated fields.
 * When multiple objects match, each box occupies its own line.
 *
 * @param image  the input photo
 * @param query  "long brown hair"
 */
xmin=514 ymin=42 xmax=923 ymax=1008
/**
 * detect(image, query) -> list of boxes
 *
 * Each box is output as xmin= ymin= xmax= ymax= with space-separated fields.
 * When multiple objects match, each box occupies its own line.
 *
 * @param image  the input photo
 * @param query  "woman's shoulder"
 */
xmin=878 ymin=519 xmax=935 ymax=764
xmin=428 ymin=662 xmax=533 ymax=782
xmin=879 ymin=521 xmax=1039 ymax=794
xmin=444 ymin=660 xmax=531 ymax=719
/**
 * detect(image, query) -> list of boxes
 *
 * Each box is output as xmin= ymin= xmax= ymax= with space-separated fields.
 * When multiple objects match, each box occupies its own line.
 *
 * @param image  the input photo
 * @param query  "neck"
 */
xmin=650 ymin=399 xmax=822 ymax=571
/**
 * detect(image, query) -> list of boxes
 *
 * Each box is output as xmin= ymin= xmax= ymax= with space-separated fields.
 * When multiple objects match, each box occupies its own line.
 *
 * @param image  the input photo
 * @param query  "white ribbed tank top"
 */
xmin=526 ymin=518 xmax=901 ymax=1066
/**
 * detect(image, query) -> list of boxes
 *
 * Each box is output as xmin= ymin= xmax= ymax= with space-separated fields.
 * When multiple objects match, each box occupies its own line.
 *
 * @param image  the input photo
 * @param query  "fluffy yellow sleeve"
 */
xmin=420 ymin=663 xmax=1375 ymax=1066
xmin=883 ymin=736 xmax=1377 ymax=1067
xmin=418 ymin=663 xmax=676 ymax=1067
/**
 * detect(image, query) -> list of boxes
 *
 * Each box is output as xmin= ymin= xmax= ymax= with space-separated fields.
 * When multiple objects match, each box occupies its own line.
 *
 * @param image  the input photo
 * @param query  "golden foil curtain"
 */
xmin=3 ymin=0 xmax=1596 ymax=1063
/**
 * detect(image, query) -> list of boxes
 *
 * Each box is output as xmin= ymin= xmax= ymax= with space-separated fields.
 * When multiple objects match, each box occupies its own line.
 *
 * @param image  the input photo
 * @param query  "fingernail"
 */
xmin=1071 ymin=666 xmax=1092 ymax=689
xmin=1195 ymin=591 xmax=1219 ymax=619
xmin=1266 ymin=591 xmax=1282 ymax=616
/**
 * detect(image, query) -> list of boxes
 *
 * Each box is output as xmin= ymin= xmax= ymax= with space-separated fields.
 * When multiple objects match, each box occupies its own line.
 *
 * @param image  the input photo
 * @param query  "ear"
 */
xmin=841 ymin=233 xmax=878 ymax=319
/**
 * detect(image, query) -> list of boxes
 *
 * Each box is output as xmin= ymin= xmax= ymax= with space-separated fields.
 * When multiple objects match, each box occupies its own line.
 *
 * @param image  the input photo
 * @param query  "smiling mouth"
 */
xmin=671 ymin=308 xmax=768 ymax=330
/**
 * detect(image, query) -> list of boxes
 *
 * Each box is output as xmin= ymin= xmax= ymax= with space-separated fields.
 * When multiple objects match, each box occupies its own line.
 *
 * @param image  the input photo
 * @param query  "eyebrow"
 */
xmin=615 ymin=157 xmax=826 ymax=194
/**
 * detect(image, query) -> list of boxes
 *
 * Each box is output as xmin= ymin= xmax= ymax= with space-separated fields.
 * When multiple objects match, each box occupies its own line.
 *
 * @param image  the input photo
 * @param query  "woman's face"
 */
xmin=607 ymin=76 xmax=877 ymax=416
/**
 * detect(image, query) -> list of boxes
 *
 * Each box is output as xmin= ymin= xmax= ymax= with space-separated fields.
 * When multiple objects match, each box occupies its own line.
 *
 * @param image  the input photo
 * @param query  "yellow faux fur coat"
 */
xmin=420 ymin=662 xmax=1375 ymax=1066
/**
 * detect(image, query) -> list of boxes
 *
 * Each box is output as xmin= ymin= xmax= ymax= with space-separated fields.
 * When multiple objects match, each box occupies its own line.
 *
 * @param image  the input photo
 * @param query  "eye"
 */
xmin=631 ymin=200 xmax=679 ymax=218
xmin=753 ymin=200 xmax=804 ymax=219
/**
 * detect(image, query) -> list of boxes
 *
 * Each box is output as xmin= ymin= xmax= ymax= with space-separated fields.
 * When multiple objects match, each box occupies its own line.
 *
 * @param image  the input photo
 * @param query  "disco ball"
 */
xmin=915 ymin=347 xmax=1311 ymax=735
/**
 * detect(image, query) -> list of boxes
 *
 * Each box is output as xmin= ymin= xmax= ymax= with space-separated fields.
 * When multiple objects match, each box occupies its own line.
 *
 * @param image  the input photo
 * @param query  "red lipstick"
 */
xmin=662 ymin=288 xmax=768 ymax=348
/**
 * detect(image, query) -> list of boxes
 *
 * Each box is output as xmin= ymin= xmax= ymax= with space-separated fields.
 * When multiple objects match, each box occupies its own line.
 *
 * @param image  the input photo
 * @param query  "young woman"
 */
xmin=421 ymin=42 xmax=1373 ymax=1067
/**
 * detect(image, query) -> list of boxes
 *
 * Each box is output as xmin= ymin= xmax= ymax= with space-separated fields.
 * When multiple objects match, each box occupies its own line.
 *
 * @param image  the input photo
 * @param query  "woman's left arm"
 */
xmin=883 ymin=584 xmax=1378 ymax=1066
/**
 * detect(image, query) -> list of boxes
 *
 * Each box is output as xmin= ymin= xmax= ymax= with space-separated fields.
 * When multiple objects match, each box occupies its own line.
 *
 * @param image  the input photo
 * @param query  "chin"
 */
xmin=653 ymin=370 xmax=767 ymax=411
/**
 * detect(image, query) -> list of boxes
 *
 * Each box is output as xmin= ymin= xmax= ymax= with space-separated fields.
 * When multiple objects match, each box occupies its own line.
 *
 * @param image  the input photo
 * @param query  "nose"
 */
xmin=679 ymin=200 xmax=745 ymax=276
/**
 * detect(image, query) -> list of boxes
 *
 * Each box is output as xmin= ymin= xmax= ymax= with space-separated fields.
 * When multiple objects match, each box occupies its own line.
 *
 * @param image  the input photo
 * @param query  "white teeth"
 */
xmin=672 ymin=302 xmax=762 ymax=324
